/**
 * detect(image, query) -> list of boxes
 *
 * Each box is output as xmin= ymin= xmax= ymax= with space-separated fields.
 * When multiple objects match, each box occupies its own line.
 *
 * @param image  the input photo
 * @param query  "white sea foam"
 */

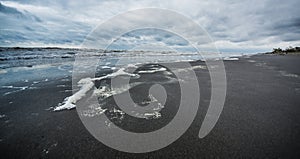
xmin=54 ymin=77 xmax=94 ymax=111
xmin=80 ymin=104 xmax=107 ymax=117
xmin=127 ymin=64 xmax=138 ymax=68
xmin=279 ymin=71 xmax=299 ymax=78
xmin=1 ymin=85 xmax=36 ymax=96
xmin=94 ymin=82 xmax=141 ymax=100
xmin=54 ymin=64 xmax=166 ymax=120
xmin=138 ymin=67 xmax=167 ymax=74
xmin=223 ymin=57 xmax=239 ymax=61
xmin=0 ymin=69 xmax=7 ymax=74
xmin=112 ymin=108 xmax=125 ymax=115
xmin=9 ymin=64 xmax=53 ymax=72
xmin=192 ymin=65 xmax=207 ymax=70
xmin=105 ymin=120 xmax=112 ymax=127
xmin=131 ymin=94 xmax=165 ymax=119
xmin=54 ymin=68 xmax=139 ymax=111
xmin=92 ymin=67 xmax=139 ymax=81
xmin=101 ymin=66 xmax=111 ymax=69
xmin=173 ymin=64 xmax=206 ymax=74
xmin=144 ymin=112 xmax=161 ymax=119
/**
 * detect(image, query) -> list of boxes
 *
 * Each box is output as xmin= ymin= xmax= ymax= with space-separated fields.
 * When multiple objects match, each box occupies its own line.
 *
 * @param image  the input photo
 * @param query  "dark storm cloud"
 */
xmin=0 ymin=0 xmax=299 ymax=52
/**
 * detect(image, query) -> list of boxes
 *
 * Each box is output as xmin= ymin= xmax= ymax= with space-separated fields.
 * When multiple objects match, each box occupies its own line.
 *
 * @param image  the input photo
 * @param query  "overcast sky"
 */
xmin=0 ymin=0 xmax=299 ymax=53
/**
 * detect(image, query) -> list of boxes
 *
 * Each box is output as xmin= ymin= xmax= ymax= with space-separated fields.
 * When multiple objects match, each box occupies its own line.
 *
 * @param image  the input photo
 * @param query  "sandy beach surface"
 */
xmin=0 ymin=54 xmax=299 ymax=158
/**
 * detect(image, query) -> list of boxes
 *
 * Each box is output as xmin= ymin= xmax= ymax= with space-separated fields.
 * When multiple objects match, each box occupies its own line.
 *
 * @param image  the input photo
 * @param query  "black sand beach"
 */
xmin=0 ymin=54 xmax=299 ymax=158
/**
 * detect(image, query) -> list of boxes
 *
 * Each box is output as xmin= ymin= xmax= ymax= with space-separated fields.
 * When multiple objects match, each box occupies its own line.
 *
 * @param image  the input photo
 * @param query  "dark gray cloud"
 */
xmin=109 ymin=28 xmax=190 ymax=50
xmin=0 ymin=0 xmax=299 ymax=52
xmin=0 ymin=1 xmax=91 ymax=47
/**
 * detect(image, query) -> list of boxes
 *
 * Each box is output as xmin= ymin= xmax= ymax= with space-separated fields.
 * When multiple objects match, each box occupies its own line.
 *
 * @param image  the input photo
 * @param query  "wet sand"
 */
xmin=0 ymin=54 xmax=299 ymax=158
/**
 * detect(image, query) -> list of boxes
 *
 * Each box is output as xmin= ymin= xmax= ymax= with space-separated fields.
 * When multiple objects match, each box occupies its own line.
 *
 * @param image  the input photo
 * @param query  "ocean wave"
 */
xmin=1 ymin=85 xmax=37 ymax=96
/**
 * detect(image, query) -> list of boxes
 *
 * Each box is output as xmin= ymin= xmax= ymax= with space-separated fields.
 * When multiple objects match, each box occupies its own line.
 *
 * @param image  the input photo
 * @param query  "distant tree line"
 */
xmin=272 ymin=46 xmax=300 ymax=54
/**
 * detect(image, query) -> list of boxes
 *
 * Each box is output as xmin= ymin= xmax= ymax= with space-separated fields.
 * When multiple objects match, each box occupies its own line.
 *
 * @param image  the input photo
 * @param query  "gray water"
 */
xmin=0 ymin=47 xmax=242 ymax=87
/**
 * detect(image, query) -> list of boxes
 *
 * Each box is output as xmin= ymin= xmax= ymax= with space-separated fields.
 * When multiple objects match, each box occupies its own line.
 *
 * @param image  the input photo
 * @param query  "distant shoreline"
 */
xmin=266 ymin=46 xmax=300 ymax=55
